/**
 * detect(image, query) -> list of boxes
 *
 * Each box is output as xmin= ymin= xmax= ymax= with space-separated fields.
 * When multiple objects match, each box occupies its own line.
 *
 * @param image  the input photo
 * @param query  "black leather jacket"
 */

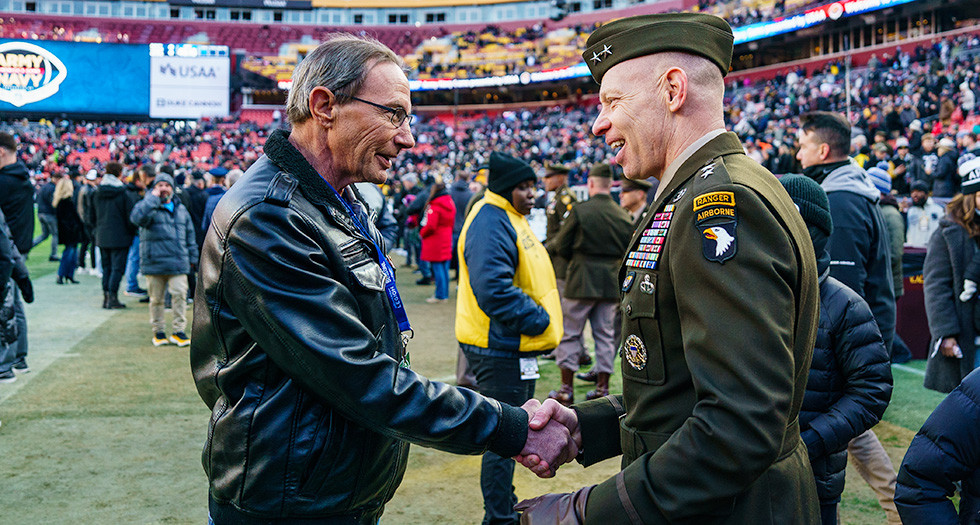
xmin=191 ymin=130 xmax=527 ymax=522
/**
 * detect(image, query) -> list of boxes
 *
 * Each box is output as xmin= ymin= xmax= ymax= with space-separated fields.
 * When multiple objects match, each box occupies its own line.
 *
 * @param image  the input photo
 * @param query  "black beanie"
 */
xmin=779 ymin=173 xmax=833 ymax=240
xmin=488 ymin=152 xmax=536 ymax=197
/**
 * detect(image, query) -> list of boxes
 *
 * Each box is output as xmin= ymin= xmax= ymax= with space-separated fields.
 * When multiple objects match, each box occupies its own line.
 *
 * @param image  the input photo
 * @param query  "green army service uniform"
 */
xmin=546 ymin=184 xmax=577 ymax=280
xmin=573 ymin=133 xmax=821 ymax=524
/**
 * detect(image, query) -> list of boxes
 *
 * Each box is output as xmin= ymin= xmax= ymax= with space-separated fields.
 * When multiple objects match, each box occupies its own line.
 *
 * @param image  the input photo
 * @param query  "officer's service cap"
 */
xmin=583 ymin=13 xmax=734 ymax=83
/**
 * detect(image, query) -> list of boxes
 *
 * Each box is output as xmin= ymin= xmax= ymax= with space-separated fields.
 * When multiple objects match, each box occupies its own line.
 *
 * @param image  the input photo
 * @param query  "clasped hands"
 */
xmin=514 ymin=398 xmax=582 ymax=478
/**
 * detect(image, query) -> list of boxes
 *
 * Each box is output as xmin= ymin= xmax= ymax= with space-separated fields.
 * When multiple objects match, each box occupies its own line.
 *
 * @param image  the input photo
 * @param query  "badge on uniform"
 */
xmin=671 ymin=188 xmax=686 ymax=203
xmin=639 ymin=274 xmax=655 ymax=294
xmin=624 ymin=334 xmax=647 ymax=371
xmin=694 ymin=191 xmax=737 ymax=264
xmin=622 ymin=271 xmax=635 ymax=293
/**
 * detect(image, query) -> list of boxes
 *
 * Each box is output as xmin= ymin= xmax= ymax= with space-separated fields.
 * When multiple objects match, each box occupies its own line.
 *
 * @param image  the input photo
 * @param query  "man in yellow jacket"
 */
xmin=456 ymin=151 xmax=563 ymax=525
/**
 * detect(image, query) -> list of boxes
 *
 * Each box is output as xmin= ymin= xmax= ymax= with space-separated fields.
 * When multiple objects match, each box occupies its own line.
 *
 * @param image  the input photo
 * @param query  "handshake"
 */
xmin=514 ymin=398 xmax=582 ymax=477
xmin=512 ymin=398 xmax=595 ymax=523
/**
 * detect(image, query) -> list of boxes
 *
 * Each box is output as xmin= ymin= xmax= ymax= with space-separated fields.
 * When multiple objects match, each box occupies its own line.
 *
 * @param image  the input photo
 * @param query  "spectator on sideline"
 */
xmin=190 ymin=35 xmax=574 ymax=525
xmin=123 ymin=165 xmax=151 ymax=299
xmin=797 ymin=110 xmax=902 ymax=525
xmin=130 ymin=172 xmax=197 ymax=347
xmin=0 ymin=208 xmax=31 ymax=383
xmin=923 ymin=159 xmax=980 ymax=393
xmin=457 ymin=151 xmax=562 ymax=524
xmin=200 ymin=167 xmax=228 ymax=235
xmin=77 ymin=169 xmax=100 ymax=275
xmin=905 ymin=180 xmax=946 ymax=248
xmin=52 ymin=176 xmax=82 ymax=285
xmin=32 ymin=173 xmax=60 ymax=261
xmin=619 ymin=177 xmax=653 ymax=224
xmin=419 ymin=180 xmax=455 ymax=303
xmin=781 ymin=174 xmax=893 ymax=525
xmin=0 ymin=132 xmax=34 ymax=375
xmin=895 ymin=367 xmax=980 ymax=525
xmin=93 ymin=162 xmax=137 ymax=309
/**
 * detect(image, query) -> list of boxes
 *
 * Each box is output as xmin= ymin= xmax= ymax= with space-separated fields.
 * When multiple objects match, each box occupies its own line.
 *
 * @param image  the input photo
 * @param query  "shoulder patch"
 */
xmin=693 ymin=191 xmax=735 ymax=211
xmin=694 ymin=189 xmax=738 ymax=264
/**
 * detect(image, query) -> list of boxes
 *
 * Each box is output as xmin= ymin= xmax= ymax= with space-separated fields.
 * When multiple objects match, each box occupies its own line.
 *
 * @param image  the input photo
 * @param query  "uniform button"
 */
xmin=626 ymin=304 xmax=632 ymax=316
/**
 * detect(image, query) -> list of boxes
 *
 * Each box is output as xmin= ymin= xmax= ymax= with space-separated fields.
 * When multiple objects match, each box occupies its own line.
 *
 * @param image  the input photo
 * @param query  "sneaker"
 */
xmin=139 ymin=296 xmax=150 ymax=303
xmin=125 ymin=288 xmax=148 ymax=297
xmin=152 ymin=332 xmax=169 ymax=346
xmin=0 ymin=370 xmax=17 ymax=383
xmin=48 ymin=256 xmax=60 ymax=262
xmin=12 ymin=360 xmax=29 ymax=374
xmin=169 ymin=332 xmax=190 ymax=347
xmin=425 ymin=297 xmax=447 ymax=304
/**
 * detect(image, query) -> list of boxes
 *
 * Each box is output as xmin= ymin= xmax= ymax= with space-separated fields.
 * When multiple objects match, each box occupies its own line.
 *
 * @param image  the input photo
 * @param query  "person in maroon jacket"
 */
xmin=420 ymin=181 xmax=456 ymax=303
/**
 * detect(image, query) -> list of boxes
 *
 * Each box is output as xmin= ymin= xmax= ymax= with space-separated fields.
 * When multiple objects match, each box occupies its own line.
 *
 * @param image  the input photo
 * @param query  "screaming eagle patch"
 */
xmin=694 ymin=191 xmax=737 ymax=264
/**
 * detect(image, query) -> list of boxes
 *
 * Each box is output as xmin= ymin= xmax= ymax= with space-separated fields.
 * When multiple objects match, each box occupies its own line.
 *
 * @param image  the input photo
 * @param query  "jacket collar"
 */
xmin=484 ymin=190 xmax=523 ymax=218
xmin=263 ymin=129 xmax=340 ymax=209
xmin=650 ymin=132 xmax=745 ymax=212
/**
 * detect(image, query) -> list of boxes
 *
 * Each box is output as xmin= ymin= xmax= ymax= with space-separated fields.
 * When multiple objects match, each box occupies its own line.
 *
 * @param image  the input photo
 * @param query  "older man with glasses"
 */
xmin=191 ymin=34 xmax=576 ymax=525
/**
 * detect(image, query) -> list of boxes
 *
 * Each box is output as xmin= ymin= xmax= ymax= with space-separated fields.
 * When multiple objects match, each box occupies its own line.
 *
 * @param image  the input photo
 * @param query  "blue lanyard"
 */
xmin=327 ymin=183 xmax=413 ymax=340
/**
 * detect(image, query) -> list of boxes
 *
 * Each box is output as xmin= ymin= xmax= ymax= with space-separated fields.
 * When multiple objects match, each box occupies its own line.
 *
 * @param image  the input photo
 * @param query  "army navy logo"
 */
xmin=639 ymin=274 xmax=654 ymax=295
xmin=701 ymin=222 xmax=737 ymax=263
xmin=670 ymin=188 xmax=687 ymax=203
xmin=622 ymin=271 xmax=635 ymax=293
xmin=624 ymin=334 xmax=647 ymax=370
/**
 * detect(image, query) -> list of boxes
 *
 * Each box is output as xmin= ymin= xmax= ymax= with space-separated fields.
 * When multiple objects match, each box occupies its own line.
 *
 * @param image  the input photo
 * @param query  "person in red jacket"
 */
xmin=420 ymin=181 xmax=456 ymax=303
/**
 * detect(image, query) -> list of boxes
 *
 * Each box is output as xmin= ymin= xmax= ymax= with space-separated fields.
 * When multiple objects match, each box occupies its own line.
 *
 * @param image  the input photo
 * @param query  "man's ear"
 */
xmin=662 ymin=67 xmax=688 ymax=113
xmin=819 ymin=143 xmax=832 ymax=161
xmin=309 ymin=86 xmax=337 ymax=127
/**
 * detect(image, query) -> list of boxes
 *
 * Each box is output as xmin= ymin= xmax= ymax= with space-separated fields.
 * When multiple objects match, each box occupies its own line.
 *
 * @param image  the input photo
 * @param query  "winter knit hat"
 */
xmin=867 ymin=167 xmax=892 ymax=194
xmin=488 ymin=152 xmax=536 ymax=197
xmin=153 ymin=172 xmax=175 ymax=189
xmin=779 ymin=174 xmax=833 ymax=238
xmin=960 ymin=154 xmax=980 ymax=195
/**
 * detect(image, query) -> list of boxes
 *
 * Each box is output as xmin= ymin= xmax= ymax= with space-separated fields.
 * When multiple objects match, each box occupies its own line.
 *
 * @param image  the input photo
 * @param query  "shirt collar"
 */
xmin=654 ymin=128 xmax=727 ymax=201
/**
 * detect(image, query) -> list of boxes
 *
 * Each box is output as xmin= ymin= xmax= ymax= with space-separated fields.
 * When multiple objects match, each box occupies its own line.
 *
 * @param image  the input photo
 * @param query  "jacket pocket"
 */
xmin=349 ymin=258 xmax=385 ymax=292
xmin=296 ymin=404 xmax=339 ymax=498
xmin=620 ymin=271 xmax=666 ymax=385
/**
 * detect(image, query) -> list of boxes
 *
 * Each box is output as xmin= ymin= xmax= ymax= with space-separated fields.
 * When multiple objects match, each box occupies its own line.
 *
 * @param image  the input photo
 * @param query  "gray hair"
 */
xmin=286 ymin=33 xmax=403 ymax=124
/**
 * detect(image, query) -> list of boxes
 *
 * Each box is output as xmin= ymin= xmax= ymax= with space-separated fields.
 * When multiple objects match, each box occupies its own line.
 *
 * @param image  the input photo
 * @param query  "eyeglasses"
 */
xmin=348 ymin=96 xmax=415 ymax=128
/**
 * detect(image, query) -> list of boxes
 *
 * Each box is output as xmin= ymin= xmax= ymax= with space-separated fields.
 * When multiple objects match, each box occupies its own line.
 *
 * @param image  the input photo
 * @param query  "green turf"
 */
xmin=0 ymin=250 xmax=953 ymax=524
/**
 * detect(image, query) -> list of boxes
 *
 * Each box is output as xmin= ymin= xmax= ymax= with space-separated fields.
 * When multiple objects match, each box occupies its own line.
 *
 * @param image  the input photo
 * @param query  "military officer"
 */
xmin=516 ymin=13 xmax=821 ymax=525
xmin=546 ymin=163 xmax=634 ymax=405
xmin=543 ymin=163 xmax=590 ymax=366
xmin=619 ymin=177 xmax=654 ymax=224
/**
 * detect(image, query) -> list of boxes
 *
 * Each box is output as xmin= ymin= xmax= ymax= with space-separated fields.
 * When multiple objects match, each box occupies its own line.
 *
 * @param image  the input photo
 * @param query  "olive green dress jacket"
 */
xmin=548 ymin=193 xmax=635 ymax=301
xmin=546 ymin=184 xmax=578 ymax=280
xmin=574 ymin=133 xmax=821 ymax=524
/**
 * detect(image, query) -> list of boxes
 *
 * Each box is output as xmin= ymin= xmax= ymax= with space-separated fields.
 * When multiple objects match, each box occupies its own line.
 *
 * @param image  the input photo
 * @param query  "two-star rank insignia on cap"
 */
xmin=693 ymin=191 xmax=737 ymax=264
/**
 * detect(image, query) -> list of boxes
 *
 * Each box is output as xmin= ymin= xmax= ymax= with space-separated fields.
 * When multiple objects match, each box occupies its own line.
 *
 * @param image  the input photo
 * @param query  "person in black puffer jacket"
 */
xmin=781 ymin=174 xmax=894 ymax=525
xmin=895 ymin=367 xmax=980 ymax=525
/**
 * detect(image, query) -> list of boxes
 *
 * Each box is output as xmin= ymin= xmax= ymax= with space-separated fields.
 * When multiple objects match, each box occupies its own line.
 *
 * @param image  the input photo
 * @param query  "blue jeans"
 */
xmin=125 ymin=235 xmax=141 ymax=292
xmin=431 ymin=260 xmax=450 ymax=299
xmin=418 ymin=260 xmax=432 ymax=278
xmin=58 ymin=244 xmax=78 ymax=279
xmin=0 ymin=282 xmax=25 ymax=372
xmin=463 ymin=349 xmax=535 ymax=525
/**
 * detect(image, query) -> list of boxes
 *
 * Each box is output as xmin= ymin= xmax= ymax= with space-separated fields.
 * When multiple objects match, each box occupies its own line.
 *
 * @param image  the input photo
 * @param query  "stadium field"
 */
xmin=0 ymin=241 xmax=943 ymax=524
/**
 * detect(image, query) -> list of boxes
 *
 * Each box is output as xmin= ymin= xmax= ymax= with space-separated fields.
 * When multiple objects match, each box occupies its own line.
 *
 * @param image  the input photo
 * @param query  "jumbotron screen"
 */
xmin=0 ymin=39 xmax=229 ymax=118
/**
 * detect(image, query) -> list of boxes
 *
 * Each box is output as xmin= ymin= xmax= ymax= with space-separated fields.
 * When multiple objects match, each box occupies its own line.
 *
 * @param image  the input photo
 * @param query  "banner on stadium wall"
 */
xmin=733 ymin=0 xmax=919 ymax=45
xmin=150 ymin=55 xmax=230 ymax=119
xmin=168 ymin=0 xmax=312 ymax=8
xmin=0 ymin=39 xmax=149 ymax=115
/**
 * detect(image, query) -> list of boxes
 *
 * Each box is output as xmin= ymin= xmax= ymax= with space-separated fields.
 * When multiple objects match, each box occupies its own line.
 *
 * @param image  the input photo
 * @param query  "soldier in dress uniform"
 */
xmin=515 ymin=13 xmax=821 ymax=525
xmin=545 ymin=163 xmax=634 ymax=405
xmin=619 ymin=177 xmax=654 ymax=225
xmin=543 ymin=164 xmax=591 ymax=367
